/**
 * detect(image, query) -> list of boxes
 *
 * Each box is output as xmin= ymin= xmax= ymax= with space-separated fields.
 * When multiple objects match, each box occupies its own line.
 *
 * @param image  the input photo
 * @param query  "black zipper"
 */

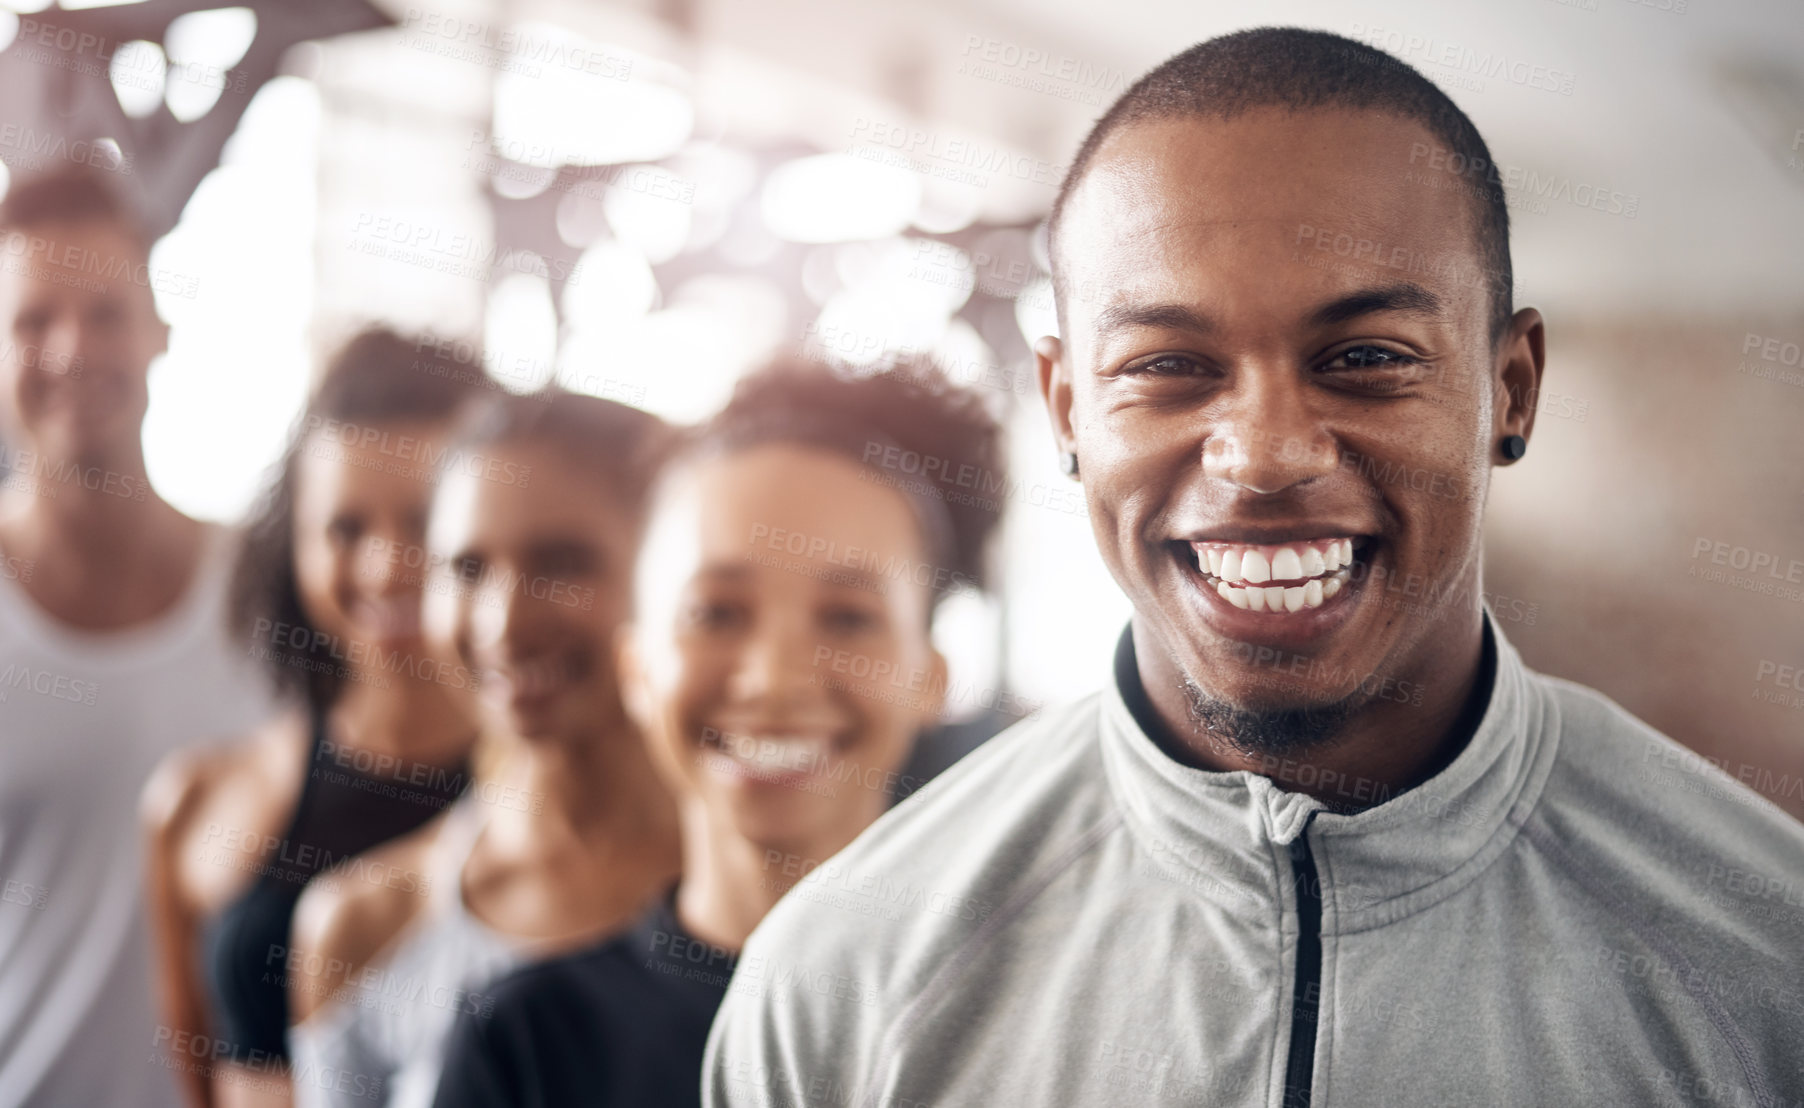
xmin=1281 ymin=827 xmax=1323 ymax=1108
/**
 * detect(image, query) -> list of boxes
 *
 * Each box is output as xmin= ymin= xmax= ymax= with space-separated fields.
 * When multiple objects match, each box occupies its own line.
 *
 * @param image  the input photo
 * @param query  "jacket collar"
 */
xmin=1098 ymin=612 xmax=1560 ymax=929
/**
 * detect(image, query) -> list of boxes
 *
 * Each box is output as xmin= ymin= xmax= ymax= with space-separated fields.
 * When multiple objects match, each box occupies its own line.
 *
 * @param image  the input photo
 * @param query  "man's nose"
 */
xmin=1200 ymin=368 xmax=1338 ymax=494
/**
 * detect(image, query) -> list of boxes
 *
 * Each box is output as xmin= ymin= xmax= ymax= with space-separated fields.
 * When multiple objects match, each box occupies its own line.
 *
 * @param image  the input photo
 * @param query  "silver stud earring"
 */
xmin=1059 ymin=451 xmax=1079 ymax=477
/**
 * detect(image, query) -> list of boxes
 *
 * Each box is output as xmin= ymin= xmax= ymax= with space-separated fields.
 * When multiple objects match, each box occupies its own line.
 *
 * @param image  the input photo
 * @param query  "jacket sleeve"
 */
xmin=703 ymin=950 xmax=826 ymax=1108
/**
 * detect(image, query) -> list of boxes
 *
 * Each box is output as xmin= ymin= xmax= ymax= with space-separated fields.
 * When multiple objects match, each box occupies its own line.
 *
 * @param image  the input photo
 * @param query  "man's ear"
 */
xmin=1035 ymin=335 xmax=1077 ymax=462
xmin=1493 ymin=307 xmax=1546 ymax=465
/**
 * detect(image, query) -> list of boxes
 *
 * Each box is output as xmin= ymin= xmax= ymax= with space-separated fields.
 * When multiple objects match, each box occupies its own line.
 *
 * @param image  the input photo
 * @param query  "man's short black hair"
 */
xmin=1049 ymin=27 xmax=1513 ymax=344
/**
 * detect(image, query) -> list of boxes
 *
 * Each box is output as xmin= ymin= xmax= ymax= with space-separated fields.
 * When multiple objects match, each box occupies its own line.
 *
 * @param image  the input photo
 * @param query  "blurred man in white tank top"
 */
xmin=0 ymin=165 xmax=275 ymax=1107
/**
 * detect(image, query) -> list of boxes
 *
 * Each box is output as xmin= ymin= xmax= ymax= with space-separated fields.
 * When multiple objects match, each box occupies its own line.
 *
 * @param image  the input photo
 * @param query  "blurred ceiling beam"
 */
xmin=0 ymin=0 xmax=394 ymax=238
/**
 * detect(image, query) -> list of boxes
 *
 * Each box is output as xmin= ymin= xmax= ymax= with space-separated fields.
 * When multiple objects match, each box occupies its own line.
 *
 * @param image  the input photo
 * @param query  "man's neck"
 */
xmin=1126 ymin=612 xmax=1495 ymax=811
xmin=0 ymin=445 xmax=203 ymax=631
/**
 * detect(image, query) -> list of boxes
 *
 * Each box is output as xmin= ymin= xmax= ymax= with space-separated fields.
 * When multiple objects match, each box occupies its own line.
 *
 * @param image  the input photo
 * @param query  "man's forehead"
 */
xmin=1056 ymin=109 xmax=1475 ymax=280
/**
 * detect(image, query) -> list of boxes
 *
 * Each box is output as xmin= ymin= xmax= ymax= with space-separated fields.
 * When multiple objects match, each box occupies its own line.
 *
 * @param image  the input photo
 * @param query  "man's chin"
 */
xmin=1180 ymin=676 xmax=1366 ymax=759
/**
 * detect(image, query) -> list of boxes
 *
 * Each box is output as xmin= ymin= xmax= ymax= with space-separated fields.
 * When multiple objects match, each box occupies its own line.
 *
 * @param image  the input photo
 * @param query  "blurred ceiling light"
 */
xmin=670 ymin=273 xmax=787 ymax=360
xmin=932 ymin=317 xmax=1002 ymax=393
xmin=667 ymin=143 xmax=755 ymax=255
xmin=1014 ymin=275 xmax=1059 ymax=346
xmin=669 ymin=143 xmax=757 ymax=207
xmin=602 ymin=165 xmax=692 ymax=264
xmin=913 ymin=175 xmax=983 ymax=235
xmin=761 ymin=153 xmax=920 ymax=244
xmin=91 ymin=136 xmax=125 ymax=169
xmin=491 ymin=26 xmax=692 ymax=168
xmin=143 ymin=77 xmax=318 ymax=523
xmin=218 ymin=75 xmax=315 ymax=166
xmin=684 ymin=203 xmax=732 ymax=256
xmin=164 ymin=71 xmax=220 ymax=123
xmin=716 ymin=211 xmax=781 ymax=267
xmin=838 ymin=236 xmax=971 ymax=315
xmin=0 ymin=12 xmax=17 ymax=52
xmin=559 ymin=277 xmax=779 ymax=425
xmin=484 ymin=272 xmax=559 ymax=395
xmin=490 ymin=158 xmax=557 ymax=200
xmin=809 ymin=287 xmax=947 ymax=369
xmin=0 ymin=160 xmax=9 ymax=203
xmin=561 ymin=239 xmax=657 ymax=327
xmin=555 ymin=188 xmax=610 ymax=248
xmin=0 ymin=0 xmax=51 ymax=13
xmin=800 ymin=246 xmax=840 ymax=306
xmin=166 ymin=7 xmax=255 ymax=69
xmin=162 ymin=7 xmax=254 ymax=122
xmin=58 ymin=0 xmax=147 ymax=8
xmin=595 ymin=306 xmax=754 ymax=424
xmin=109 ymin=40 xmax=166 ymax=118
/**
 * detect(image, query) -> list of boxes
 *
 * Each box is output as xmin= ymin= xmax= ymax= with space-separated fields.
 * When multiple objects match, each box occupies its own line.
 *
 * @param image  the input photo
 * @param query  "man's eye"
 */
xmin=1326 ymin=345 xmax=1418 ymax=371
xmin=1127 ymin=354 xmax=1207 ymax=376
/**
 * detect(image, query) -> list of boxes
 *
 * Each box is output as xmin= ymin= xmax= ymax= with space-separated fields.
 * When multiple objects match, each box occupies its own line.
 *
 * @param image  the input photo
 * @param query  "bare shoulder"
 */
xmin=289 ymin=811 xmax=447 ymax=1019
xmin=140 ymin=713 xmax=308 ymax=900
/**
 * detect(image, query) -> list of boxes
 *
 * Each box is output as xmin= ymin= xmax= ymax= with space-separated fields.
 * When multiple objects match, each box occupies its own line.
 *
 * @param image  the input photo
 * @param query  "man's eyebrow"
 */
xmin=1092 ymin=301 xmax=1216 ymax=336
xmin=1091 ymin=283 xmax=1445 ymax=337
xmin=1309 ymin=283 xmax=1445 ymax=327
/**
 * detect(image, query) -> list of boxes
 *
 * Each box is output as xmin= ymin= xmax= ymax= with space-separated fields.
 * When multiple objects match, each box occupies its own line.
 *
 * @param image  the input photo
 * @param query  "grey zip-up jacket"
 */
xmin=704 ymin=619 xmax=1804 ymax=1107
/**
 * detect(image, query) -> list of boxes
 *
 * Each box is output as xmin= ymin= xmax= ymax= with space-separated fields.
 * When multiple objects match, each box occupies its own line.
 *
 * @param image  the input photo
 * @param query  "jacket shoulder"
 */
xmin=706 ymin=694 xmax=1119 ymax=1106
xmin=1528 ymin=674 xmax=1804 ymax=1048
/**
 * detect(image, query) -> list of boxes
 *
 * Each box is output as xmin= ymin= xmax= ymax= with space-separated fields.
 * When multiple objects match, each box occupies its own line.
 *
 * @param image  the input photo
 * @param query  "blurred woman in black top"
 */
xmin=431 ymin=358 xmax=1010 ymax=1108
xmin=142 ymin=329 xmax=481 ymax=1106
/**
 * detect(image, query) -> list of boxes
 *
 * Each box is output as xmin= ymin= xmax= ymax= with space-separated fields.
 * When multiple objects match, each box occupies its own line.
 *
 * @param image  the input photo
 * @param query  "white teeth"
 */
xmin=1220 ymin=580 xmax=1249 ymax=609
xmin=710 ymin=734 xmax=830 ymax=779
xmin=1195 ymin=537 xmax=1362 ymax=615
xmin=1211 ymin=566 xmax=1348 ymax=614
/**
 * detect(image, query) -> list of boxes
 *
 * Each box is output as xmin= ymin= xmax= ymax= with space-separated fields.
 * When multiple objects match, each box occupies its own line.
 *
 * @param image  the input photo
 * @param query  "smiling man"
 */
xmin=704 ymin=28 xmax=1804 ymax=1108
xmin=0 ymin=167 xmax=274 ymax=1106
